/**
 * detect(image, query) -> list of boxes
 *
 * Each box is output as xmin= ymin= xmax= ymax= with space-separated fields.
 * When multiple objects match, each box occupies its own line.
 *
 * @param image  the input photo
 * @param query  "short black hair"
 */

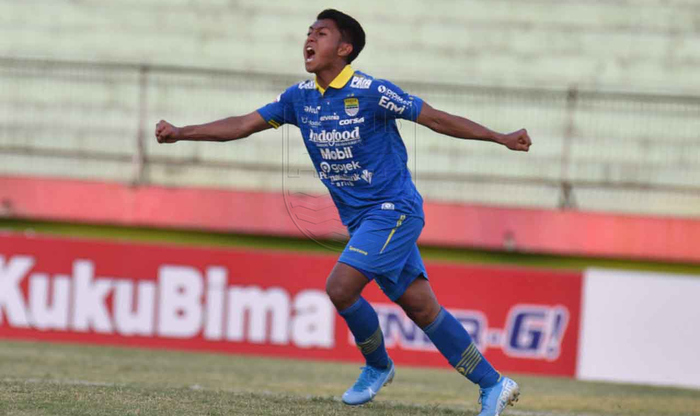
xmin=317 ymin=9 xmax=365 ymax=64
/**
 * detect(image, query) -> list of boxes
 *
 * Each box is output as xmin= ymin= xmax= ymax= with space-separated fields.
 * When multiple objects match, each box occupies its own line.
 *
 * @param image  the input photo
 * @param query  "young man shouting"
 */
xmin=156 ymin=9 xmax=531 ymax=416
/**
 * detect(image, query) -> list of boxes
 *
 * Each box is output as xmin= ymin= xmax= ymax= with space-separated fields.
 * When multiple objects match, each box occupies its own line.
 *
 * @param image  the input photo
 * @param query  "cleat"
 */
xmin=342 ymin=359 xmax=395 ymax=406
xmin=476 ymin=376 xmax=520 ymax=416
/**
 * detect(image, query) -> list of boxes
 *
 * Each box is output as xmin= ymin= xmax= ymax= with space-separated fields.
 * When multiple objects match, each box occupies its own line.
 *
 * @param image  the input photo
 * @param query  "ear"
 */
xmin=337 ymin=42 xmax=353 ymax=59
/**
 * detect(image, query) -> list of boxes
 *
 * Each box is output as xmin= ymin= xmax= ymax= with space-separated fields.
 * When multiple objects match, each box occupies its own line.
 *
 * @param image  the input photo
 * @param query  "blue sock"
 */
xmin=423 ymin=307 xmax=500 ymax=388
xmin=339 ymin=297 xmax=390 ymax=369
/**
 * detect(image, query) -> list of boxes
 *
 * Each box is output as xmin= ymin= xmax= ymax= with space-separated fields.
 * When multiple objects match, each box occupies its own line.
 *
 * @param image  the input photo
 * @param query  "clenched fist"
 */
xmin=155 ymin=120 xmax=181 ymax=144
xmin=499 ymin=129 xmax=532 ymax=152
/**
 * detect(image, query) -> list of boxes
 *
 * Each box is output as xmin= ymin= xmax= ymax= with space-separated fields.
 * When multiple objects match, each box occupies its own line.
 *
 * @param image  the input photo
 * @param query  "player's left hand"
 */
xmin=500 ymin=129 xmax=532 ymax=152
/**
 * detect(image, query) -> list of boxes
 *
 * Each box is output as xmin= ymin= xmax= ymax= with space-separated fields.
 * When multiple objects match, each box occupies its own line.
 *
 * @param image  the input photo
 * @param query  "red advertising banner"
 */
xmin=0 ymin=233 xmax=582 ymax=377
xmin=4 ymin=175 xmax=700 ymax=263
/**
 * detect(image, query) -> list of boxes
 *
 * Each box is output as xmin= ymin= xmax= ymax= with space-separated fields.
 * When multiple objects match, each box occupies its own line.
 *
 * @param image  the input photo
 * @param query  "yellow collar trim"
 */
xmin=315 ymin=65 xmax=354 ymax=95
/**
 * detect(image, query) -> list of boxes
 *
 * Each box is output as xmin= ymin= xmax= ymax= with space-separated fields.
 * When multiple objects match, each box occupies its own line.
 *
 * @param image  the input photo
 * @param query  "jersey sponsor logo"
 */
xmin=298 ymin=80 xmax=315 ymax=89
xmin=318 ymin=172 xmax=361 ymax=187
xmin=379 ymin=95 xmax=406 ymax=115
xmin=344 ymin=97 xmax=359 ymax=116
xmin=339 ymin=117 xmax=364 ymax=126
xmin=300 ymin=117 xmax=321 ymax=127
xmin=320 ymin=147 xmax=354 ymax=161
xmin=320 ymin=114 xmax=340 ymax=121
xmin=381 ymin=202 xmax=395 ymax=210
xmin=319 ymin=160 xmax=361 ymax=174
xmin=308 ymin=127 xmax=360 ymax=147
xmin=348 ymin=246 xmax=368 ymax=255
xmin=378 ymin=85 xmax=413 ymax=106
xmin=350 ymin=76 xmax=372 ymax=89
xmin=304 ymin=105 xmax=319 ymax=114
xmin=361 ymin=169 xmax=373 ymax=184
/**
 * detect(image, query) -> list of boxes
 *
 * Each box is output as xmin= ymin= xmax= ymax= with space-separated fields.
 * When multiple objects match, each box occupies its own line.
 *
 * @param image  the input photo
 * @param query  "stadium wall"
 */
xmin=2 ymin=175 xmax=700 ymax=264
xmin=1 ymin=233 xmax=699 ymax=389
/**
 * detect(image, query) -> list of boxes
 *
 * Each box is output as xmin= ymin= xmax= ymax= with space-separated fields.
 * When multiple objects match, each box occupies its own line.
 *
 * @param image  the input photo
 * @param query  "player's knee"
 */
xmin=325 ymin=279 xmax=357 ymax=310
xmin=405 ymin=302 xmax=441 ymax=329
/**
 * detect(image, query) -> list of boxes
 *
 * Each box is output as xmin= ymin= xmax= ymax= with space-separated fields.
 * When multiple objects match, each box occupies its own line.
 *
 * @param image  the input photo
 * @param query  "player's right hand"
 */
xmin=155 ymin=120 xmax=181 ymax=144
xmin=500 ymin=128 xmax=532 ymax=152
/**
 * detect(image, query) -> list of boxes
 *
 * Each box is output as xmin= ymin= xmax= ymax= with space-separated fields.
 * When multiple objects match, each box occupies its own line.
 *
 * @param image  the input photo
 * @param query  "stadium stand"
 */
xmin=1 ymin=0 xmax=699 ymax=216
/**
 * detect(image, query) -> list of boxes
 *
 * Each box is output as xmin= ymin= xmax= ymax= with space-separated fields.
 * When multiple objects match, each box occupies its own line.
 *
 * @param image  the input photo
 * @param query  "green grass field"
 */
xmin=1 ymin=340 xmax=699 ymax=416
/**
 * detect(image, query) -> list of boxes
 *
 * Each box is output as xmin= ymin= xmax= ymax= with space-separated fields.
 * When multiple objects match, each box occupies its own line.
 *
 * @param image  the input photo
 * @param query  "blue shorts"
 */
xmin=338 ymin=211 xmax=428 ymax=301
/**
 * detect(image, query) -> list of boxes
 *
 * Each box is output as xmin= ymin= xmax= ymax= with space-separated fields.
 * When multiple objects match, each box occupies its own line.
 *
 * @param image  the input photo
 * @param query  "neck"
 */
xmin=315 ymin=61 xmax=347 ymax=90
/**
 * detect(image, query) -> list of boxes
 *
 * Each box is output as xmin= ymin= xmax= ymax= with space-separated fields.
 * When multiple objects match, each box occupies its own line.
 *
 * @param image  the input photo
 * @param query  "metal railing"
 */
xmin=1 ymin=57 xmax=699 ymax=217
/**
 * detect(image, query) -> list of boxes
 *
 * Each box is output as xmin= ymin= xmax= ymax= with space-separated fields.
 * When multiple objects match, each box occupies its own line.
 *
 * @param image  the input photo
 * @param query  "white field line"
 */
xmin=1 ymin=378 xmax=120 ymax=387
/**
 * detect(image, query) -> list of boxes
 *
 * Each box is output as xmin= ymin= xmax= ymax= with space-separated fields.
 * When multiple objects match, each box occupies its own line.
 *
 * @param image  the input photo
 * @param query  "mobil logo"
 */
xmin=320 ymin=147 xmax=354 ymax=161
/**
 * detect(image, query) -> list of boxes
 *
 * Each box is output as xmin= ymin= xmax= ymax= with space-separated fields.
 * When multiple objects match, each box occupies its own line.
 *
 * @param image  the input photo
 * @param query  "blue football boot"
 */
xmin=477 ymin=376 xmax=520 ymax=416
xmin=342 ymin=359 xmax=395 ymax=405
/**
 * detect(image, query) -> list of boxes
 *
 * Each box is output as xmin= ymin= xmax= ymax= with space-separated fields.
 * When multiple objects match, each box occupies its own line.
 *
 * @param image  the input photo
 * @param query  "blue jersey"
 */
xmin=257 ymin=65 xmax=425 ymax=228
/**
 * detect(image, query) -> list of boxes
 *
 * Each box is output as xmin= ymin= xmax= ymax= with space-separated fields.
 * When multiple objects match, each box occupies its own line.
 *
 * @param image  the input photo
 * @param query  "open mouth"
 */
xmin=305 ymin=46 xmax=316 ymax=63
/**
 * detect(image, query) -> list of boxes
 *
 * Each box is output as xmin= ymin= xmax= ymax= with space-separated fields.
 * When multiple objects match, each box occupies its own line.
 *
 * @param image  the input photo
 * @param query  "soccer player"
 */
xmin=156 ymin=9 xmax=530 ymax=416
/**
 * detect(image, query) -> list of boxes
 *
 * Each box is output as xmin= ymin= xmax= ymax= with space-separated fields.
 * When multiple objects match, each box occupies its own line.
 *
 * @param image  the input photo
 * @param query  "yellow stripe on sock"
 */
xmin=455 ymin=343 xmax=484 ymax=375
xmin=455 ymin=344 xmax=479 ymax=370
xmin=357 ymin=327 xmax=384 ymax=355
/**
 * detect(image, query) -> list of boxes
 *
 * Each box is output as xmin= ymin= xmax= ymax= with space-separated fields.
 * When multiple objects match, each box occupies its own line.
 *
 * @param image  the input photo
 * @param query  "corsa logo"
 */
xmin=339 ymin=117 xmax=364 ymax=126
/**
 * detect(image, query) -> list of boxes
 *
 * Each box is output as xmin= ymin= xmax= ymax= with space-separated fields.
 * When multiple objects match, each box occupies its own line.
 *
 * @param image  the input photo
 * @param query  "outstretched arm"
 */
xmin=416 ymin=102 xmax=532 ymax=152
xmin=155 ymin=111 xmax=271 ymax=144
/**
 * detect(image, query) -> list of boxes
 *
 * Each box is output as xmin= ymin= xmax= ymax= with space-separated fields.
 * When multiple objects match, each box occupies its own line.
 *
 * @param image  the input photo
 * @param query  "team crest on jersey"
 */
xmin=344 ymin=98 xmax=359 ymax=116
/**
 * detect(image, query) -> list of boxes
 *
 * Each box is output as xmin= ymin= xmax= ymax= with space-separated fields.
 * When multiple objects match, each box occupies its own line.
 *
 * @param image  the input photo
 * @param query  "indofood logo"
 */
xmin=308 ymin=127 xmax=360 ymax=147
